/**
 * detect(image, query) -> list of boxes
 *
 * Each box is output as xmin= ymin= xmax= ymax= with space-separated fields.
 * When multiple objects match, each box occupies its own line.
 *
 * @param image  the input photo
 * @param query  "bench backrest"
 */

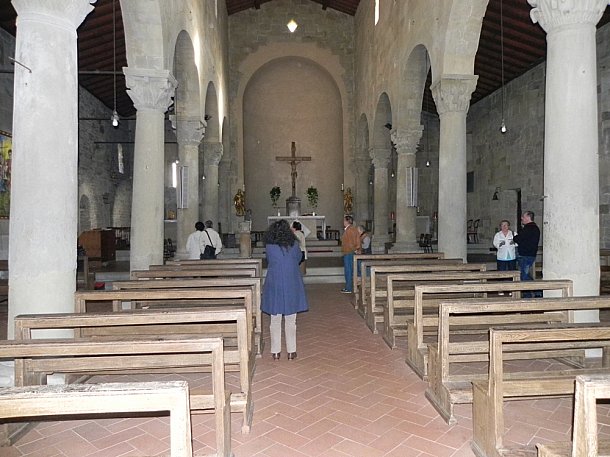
xmin=130 ymin=268 xmax=257 ymax=280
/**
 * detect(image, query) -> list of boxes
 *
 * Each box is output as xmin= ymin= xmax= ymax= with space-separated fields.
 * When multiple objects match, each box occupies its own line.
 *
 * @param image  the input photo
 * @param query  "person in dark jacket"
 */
xmin=513 ymin=211 xmax=541 ymax=291
xmin=261 ymin=219 xmax=309 ymax=361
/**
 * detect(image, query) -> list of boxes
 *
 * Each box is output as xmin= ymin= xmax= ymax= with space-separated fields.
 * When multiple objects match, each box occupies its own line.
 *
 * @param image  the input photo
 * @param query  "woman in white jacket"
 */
xmin=492 ymin=220 xmax=516 ymax=271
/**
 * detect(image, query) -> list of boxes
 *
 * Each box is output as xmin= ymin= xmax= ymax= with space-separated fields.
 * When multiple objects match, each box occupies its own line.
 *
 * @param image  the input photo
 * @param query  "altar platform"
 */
xmin=267 ymin=215 xmax=326 ymax=240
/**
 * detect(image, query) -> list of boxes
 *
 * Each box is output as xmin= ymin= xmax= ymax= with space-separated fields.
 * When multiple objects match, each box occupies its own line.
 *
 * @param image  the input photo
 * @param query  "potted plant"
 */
xmin=306 ymin=186 xmax=319 ymax=214
xmin=270 ymin=186 xmax=281 ymax=208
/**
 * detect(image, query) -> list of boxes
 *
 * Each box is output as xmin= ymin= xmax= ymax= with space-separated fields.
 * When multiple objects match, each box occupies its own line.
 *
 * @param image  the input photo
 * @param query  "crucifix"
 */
xmin=275 ymin=142 xmax=311 ymax=197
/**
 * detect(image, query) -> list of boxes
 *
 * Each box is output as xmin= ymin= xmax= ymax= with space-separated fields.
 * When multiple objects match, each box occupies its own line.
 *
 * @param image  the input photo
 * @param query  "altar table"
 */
xmin=267 ymin=215 xmax=326 ymax=240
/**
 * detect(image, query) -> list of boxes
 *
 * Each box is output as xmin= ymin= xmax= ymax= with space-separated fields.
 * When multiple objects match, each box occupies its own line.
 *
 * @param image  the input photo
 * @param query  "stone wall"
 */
xmin=228 ymin=0 xmax=354 ymax=232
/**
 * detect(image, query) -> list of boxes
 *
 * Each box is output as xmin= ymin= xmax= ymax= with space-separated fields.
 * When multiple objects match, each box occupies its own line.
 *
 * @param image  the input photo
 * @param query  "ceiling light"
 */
xmin=287 ymin=19 xmax=298 ymax=33
xmin=499 ymin=0 xmax=507 ymax=134
xmin=111 ymin=0 xmax=119 ymax=128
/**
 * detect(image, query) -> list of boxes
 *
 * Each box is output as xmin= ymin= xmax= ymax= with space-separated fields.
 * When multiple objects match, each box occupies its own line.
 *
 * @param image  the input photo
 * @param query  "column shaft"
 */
xmin=125 ymin=68 xmax=177 ymax=272
xmin=370 ymin=148 xmax=391 ymax=251
xmin=8 ymin=0 xmax=94 ymax=339
xmin=203 ymin=142 xmax=223 ymax=226
xmin=530 ymin=0 xmax=606 ymax=299
xmin=431 ymin=76 xmax=477 ymax=262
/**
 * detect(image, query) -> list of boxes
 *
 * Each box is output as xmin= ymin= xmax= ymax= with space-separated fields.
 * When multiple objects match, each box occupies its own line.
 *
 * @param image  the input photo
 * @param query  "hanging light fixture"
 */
xmin=287 ymin=19 xmax=298 ymax=33
xmin=424 ymin=51 xmax=431 ymax=167
xmin=110 ymin=0 xmax=120 ymax=128
xmin=499 ymin=0 xmax=507 ymax=134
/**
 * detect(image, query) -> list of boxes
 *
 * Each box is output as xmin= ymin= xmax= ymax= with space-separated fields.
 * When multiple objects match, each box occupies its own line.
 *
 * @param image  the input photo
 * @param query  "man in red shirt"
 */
xmin=340 ymin=215 xmax=361 ymax=293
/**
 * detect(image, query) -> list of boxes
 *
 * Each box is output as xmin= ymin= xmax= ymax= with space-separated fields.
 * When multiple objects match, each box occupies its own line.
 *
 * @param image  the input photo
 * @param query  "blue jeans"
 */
xmin=518 ymin=255 xmax=538 ymax=297
xmin=518 ymin=256 xmax=536 ymax=281
xmin=497 ymin=259 xmax=516 ymax=271
xmin=343 ymin=253 xmax=354 ymax=291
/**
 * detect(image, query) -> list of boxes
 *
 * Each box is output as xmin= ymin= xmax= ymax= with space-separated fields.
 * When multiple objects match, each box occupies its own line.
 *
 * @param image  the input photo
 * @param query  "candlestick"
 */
xmin=341 ymin=183 xmax=344 ymax=191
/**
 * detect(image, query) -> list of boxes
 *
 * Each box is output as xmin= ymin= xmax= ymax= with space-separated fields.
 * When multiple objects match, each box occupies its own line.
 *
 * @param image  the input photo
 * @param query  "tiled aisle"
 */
xmin=5 ymin=284 xmax=587 ymax=456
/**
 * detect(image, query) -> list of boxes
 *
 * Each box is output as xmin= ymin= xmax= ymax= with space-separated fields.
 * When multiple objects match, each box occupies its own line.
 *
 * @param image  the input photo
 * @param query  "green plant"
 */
xmin=306 ymin=186 xmax=319 ymax=209
xmin=270 ymin=186 xmax=281 ymax=207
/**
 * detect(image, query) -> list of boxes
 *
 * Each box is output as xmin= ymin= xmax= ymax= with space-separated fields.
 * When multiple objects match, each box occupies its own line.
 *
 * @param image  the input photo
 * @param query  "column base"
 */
xmin=372 ymin=234 xmax=391 ymax=253
xmin=389 ymin=241 xmax=421 ymax=253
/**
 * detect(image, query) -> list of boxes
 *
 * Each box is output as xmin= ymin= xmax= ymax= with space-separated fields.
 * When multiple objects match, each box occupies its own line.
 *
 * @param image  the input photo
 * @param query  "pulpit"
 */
xmin=267 ymin=215 xmax=326 ymax=240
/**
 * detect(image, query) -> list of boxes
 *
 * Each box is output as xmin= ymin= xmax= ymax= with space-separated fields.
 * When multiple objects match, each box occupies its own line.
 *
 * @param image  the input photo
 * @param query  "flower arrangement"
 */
xmin=270 ymin=186 xmax=281 ymax=207
xmin=306 ymin=186 xmax=319 ymax=210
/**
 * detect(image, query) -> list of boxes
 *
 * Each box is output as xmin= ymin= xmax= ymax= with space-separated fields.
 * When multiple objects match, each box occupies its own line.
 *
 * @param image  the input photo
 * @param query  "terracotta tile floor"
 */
xmin=3 ymin=284 xmax=605 ymax=456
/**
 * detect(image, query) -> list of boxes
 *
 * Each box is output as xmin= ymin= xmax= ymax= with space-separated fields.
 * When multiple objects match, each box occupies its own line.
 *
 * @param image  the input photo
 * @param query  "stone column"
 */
xmin=218 ymin=159 xmax=232 ymax=233
xmin=390 ymin=126 xmax=424 ymax=252
xmin=125 ymin=68 xmax=177 ymax=272
xmin=203 ymin=142 xmax=223 ymax=226
xmin=369 ymin=147 xmax=391 ymax=252
xmin=353 ymin=156 xmax=371 ymax=224
xmin=7 ymin=0 xmax=95 ymax=340
xmin=431 ymin=75 xmax=477 ymax=262
xmin=175 ymin=119 xmax=203 ymax=258
xmin=530 ymin=0 xmax=606 ymax=303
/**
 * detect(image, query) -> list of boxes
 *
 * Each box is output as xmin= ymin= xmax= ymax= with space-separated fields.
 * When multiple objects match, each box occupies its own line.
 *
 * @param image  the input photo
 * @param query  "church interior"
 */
xmin=1 ymin=0 xmax=610 ymax=455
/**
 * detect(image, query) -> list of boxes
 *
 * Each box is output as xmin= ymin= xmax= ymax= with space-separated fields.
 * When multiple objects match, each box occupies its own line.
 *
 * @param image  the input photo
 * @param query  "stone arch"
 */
xmin=242 ymin=56 xmax=344 ymax=231
xmin=398 ymin=44 xmax=430 ymax=127
xmin=439 ymin=0 xmax=488 ymax=76
xmin=112 ymin=179 xmax=132 ymax=227
xmin=234 ymin=42 xmax=351 ymax=189
xmin=119 ymin=0 xmax=165 ymax=71
xmin=373 ymin=93 xmax=393 ymax=149
xmin=204 ymin=82 xmax=219 ymax=142
xmin=173 ymin=30 xmax=201 ymax=119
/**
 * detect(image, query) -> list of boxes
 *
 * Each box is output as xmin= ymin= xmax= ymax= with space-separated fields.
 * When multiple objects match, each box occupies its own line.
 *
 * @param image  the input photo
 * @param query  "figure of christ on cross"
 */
xmin=276 ymin=142 xmax=311 ymax=197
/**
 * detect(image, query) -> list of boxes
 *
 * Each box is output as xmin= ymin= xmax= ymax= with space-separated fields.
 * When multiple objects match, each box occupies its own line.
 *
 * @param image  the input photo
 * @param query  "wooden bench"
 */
xmin=382 ymin=270 xmax=520 ymax=349
xmin=351 ymin=253 xmax=446 ymax=306
xmin=426 ymin=295 xmax=610 ymax=426
xmin=406 ymin=279 xmax=574 ymax=380
xmin=15 ymin=308 xmax=251 ymax=435
xmin=358 ymin=258 xmax=465 ymax=315
xmin=112 ymin=277 xmax=264 ymax=356
xmin=363 ymin=262 xmax=483 ymax=332
xmin=165 ymin=258 xmax=263 ymax=278
xmin=536 ymin=374 xmax=610 ymax=456
xmin=130 ymin=268 xmax=257 ymax=280
xmin=0 ymin=337 xmax=231 ymax=455
xmin=74 ymin=288 xmax=257 ymax=359
xmin=0 ymin=381 xmax=195 ymax=456
xmin=471 ymin=324 xmax=610 ymax=457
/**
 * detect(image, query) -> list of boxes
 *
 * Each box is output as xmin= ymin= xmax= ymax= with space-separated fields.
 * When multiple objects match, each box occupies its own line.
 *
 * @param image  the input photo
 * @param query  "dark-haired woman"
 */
xmin=262 ymin=219 xmax=309 ymax=360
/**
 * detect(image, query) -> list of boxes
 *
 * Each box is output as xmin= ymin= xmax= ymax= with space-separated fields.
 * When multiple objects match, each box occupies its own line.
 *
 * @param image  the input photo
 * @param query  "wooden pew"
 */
xmin=130 ymin=268 xmax=257 ymax=280
xmin=15 ymin=307 xmax=252 ymax=435
xmin=426 ymin=295 xmax=610 ymax=426
xmin=74 ymin=288 xmax=256 ymax=357
xmin=0 ymin=337 xmax=231 ymax=455
xmin=382 ymin=270 xmax=520 ymax=348
xmin=536 ymin=374 xmax=610 ymax=456
xmin=165 ymin=258 xmax=263 ymax=277
xmin=406 ymin=279 xmax=573 ymax=380
xmin=0 ymin=381 xmax=195 ymax=457
xmin=471 ymin=324 xmax=610 ymax=457
xmin=352 ymin=253 xmax=446 ymax=306
xmin=112 ymin=277 xmax=264 ymax=356
xmin=363 ymin=262 xmax=484 ymax=332
xmin=358 ymin=258 xmax=465 ymax=315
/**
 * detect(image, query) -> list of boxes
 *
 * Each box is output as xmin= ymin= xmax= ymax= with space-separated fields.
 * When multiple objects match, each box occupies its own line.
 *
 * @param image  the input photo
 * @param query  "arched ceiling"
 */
xmin=0 ymin=0 xmax=608 ymax=117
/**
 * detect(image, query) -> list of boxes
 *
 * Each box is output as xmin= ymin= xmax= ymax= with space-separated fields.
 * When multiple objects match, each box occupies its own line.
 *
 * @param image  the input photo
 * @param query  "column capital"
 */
xmin=175 ymin=118 xmax=204 ymax=146
xmin=528 ymin=0 xmax=607 ymax=32
xmin=12 ymin=0 xmax=96 ymax=31
xmin=124 ymin=67 xmax=177 ymax=112
xmin=369 ymin=147 xmax=391 ymax=168
xmin=431 ymin=75 xmax=478 ymax=115
xmin=391 ymin=125 xmax=423 ymax=155
xmin=205 ymin=142 xmax=223 ymax=166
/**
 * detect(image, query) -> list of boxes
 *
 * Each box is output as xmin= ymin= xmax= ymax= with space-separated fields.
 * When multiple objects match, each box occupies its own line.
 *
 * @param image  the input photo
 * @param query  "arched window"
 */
xmin=374 ymin=0 xmax=379 ymax=25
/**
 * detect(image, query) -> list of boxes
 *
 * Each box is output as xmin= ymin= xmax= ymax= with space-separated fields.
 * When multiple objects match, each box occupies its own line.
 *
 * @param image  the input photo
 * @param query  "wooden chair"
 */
xmin=467 ymin=219 xmax=480 ymax=244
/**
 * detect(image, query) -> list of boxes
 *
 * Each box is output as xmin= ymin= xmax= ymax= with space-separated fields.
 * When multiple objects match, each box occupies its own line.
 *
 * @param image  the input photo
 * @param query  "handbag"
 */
xmin=200 ymin=230 xmax=217 ymax=259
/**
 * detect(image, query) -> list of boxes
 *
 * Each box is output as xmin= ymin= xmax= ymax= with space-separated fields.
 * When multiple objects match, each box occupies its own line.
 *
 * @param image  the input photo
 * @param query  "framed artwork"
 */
xmin=0 ymin=131 xmax=11 ymax=218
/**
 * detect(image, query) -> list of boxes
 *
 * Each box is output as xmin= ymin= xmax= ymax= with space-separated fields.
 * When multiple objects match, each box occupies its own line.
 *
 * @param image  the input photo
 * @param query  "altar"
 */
xmin=267 ymin=215 xmax=326 ymax=240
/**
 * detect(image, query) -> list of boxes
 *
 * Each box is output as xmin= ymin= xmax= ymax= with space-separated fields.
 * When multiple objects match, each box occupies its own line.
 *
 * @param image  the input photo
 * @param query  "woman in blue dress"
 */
xmin=262 ymin=219 xmax=309 ymax=360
